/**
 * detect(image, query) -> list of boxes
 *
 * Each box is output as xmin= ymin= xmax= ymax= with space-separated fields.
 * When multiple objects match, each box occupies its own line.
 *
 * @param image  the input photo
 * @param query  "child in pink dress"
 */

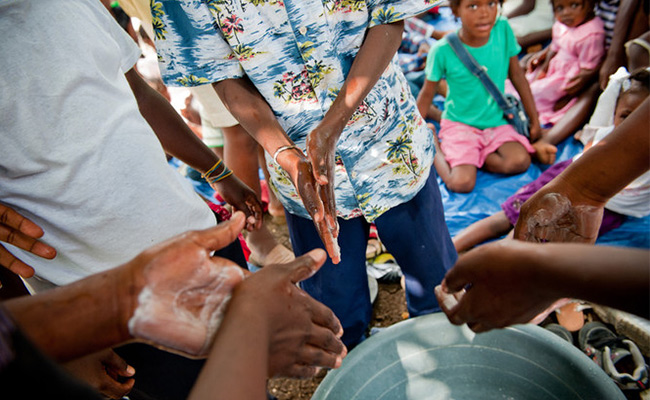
xmin=526 ymin=0 xmax=606 ymax=126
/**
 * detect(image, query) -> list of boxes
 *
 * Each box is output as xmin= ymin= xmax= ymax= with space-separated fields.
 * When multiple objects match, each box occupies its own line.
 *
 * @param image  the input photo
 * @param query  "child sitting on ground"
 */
xmin=416 ymin=0 xmax=555 ymax=193
xmin=453 ymin=68 xmax=650 ymax=252
xmin=524 ymin=0 xmax=605 ymax=127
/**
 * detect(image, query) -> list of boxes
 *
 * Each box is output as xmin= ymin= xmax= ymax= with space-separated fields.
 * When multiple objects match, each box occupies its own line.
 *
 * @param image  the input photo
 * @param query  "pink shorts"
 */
xmin=438 ymin=119 xmax=535 ymax=168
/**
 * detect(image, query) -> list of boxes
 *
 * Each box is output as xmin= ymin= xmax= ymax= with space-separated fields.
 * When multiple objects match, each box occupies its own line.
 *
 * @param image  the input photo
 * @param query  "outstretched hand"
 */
xmin=435 ymin=240 xmax=559 ymax=333
xmin=0 ymin=203 xmax=56 ymax=284
xmin=291 ymin=154 xmax=340 ymax=264
xmin=228 ymin=248 xmax=346 ymax=377
xmin=305 ymin=123 xmax=341 ymax=263
xmin=127 ymin=212 xmax=250 ymax=358
xmin=212 ymin=174 xmax=263 ymax=232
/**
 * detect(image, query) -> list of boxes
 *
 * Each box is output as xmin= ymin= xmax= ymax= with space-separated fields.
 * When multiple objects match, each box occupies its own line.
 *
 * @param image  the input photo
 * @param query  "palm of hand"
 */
xmin=128 ymin=238 xmax=246 ymax=358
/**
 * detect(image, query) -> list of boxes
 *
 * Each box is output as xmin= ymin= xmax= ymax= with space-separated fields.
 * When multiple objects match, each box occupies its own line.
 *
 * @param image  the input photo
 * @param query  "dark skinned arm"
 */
xmin=125 ymin=69 xmax=262 ymax=230
xmin=508 ymin=55 xmax=542 ymax=141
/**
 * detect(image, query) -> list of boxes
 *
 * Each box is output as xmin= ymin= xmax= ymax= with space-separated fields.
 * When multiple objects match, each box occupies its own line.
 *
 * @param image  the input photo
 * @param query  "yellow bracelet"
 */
xmin=206 ymin=167 xmax=233 ymax=184
xmin=201 ymin=159 xmax=223 ymax=180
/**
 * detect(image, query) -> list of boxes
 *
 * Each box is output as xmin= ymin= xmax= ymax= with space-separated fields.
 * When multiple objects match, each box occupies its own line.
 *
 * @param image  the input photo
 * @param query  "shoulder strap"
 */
xmin=446 ymin=32 xmax=510 ymax=112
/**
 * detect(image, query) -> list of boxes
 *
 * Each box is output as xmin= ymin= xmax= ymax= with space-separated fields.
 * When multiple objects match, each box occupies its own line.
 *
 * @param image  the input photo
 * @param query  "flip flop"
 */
xmin=556 ymin=301 xmax=586 ymax=332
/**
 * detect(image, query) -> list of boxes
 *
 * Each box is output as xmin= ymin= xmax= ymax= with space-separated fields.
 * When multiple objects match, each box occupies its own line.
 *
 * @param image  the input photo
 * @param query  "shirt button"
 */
xmin=299 ymin=26 xmax=307 ymax=35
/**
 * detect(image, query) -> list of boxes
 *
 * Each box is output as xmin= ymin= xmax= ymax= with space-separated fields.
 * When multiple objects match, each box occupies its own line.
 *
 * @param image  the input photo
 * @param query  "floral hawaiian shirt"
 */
xmin=153 ymin=0 xmax=440 ymax=222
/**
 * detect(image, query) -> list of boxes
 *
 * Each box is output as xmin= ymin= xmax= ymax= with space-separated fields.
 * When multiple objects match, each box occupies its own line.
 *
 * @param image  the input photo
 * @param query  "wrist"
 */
xmin=115 ymin=258 xmax=146 ymax=342
xmin=274 ymin=146 xmax=308 ymax=179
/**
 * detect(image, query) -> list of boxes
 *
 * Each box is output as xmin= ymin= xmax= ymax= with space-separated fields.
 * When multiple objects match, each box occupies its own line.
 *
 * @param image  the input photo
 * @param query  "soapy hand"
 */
xmin=127 ymin=212 xmax=249 ymax=358
xmin=306 ymin=123 xmax=341 ymax=263
xmin=513 ymin=191 xmax=602 ymax=244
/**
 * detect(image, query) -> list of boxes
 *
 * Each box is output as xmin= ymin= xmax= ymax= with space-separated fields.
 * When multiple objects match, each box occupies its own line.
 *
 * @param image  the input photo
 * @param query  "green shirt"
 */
xmin=425 ymin=16 xmax=521 ymax=129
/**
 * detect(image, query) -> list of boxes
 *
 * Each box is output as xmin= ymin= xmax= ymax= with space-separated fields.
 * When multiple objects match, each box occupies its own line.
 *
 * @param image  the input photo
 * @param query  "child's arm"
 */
xmin=452 ymin=212 xmax=512 ymax=253
xmin=562 ymin=67 xmax=599 ymax=96
xmin=416 ymin=79 xmax=439 ymax=121
xmin=125 ymin=69 xmax=263 ymax=231
xmin=526 ymin=46 xmax=554 ymax=75
xmin=508 ymin=56 xmax=542 ymax=141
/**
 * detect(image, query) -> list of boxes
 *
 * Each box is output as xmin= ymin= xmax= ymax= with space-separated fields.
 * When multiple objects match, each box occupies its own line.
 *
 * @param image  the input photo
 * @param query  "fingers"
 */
xmin=245 ymin=198 xmax=263 ymax=231
xmin=0 ymin=222 xmax=56 ymax=260
xmin=0 ymin=203 xmax=44 ymax=238
xmin=439 ymin=261 xmax=470 ymax=294
xmin=296 ymin=342 xmax=344 ymax=371
xmin=319 ymin=182 xmax=338 ymax=238
xmin=304 ymin=292 xmax=344 ymax=340
xmin=315 ymin=221 xmax=340 ymax=264
xmin=191 ymin=212 xmax=246 ymax=253
xmin=286 ymin=249 xmax=327 ymax=284
xmin=306 ymin=325 xmax=346 ymax=361
xmin=0 ymin=246 xmax=36 ymax=278
xmin=101 ymin=377 xmax=135 ymax=399
xmin=282 ymin=363 xmax=320 ymax=379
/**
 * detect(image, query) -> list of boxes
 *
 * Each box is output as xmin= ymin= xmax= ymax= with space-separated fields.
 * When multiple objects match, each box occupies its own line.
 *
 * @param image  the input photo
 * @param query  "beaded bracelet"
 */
xmin=206 ymin=166 xmax=233 ymax=184
xmin=201 ymin=159 xmax=223 ymax=180
xmin=273 ymin=145 xmax=299 ymax=165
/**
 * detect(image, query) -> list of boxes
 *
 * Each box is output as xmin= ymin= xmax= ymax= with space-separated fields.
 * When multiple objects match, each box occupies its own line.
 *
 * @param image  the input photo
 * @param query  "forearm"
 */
xmin=5 ymin=265 xmax=136 ymax=362
xmin=189 ymin=296 xmax=270 ymax=400
xmin=213 ymin=78 xmax=306 ymax=179
xmin=555 ymin=98 xmax=650 ymax=203
xmin=125 ymin=69 xmax=221 ymax=175
xmin=508 ymin=57 xmax=541 ymax=131
xmin=606 ymin=0 xmax=639 ymax=62
xmin=506 ymin=0 xmax=535 ymax=19
xmin=322 ymin=21 xmax=404 ymax=134
xmin=529 ymin=243 xmax=649 ymax=317
xmin=416 ymin=81 xmax=437 ymax=119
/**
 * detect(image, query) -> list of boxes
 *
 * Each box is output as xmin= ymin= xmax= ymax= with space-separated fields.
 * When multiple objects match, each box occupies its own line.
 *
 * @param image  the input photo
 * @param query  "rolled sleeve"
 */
xmin=367 ymin=0 xmax=443 ymax=28
xmin=152 ymin=0 xmax=244 ymax=87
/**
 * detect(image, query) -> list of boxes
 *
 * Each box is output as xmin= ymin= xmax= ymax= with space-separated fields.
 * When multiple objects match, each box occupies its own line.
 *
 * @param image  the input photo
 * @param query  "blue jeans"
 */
xmin=286 ymin=170 xmax=457 ymax=348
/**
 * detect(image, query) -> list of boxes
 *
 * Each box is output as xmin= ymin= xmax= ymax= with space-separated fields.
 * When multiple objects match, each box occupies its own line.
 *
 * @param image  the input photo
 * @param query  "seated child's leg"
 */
xmin=452 ymin=211 xmax=512 ymax=252
xmin=481 ymin=125 xmax=535 ymax=174
xmin=435 ymin=119 xmax=482 ymax=193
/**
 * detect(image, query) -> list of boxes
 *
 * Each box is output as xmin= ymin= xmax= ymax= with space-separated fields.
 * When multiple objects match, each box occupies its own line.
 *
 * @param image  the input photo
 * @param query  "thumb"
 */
xmin=288 ymin=249 xmax=327 ymax=284
xmin=441 ymin=258 xmax=471 ymax=293
xmin=194 ymin=211 xmax=246 ymax=253
xmin=102 ymin=350 xmax=136 ymax=377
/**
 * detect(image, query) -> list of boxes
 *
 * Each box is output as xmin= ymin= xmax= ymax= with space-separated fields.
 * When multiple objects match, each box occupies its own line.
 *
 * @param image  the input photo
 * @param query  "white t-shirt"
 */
xmin=0 ymin=0 xmax=215 ymax=289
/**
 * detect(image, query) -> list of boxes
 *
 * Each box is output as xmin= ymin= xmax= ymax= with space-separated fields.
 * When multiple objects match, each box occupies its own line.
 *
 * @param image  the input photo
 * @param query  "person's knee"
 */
xmin=446 ymin=174 xmax=476 ymax=193
xmin=501 ymin=152 xmax=531 ymax=174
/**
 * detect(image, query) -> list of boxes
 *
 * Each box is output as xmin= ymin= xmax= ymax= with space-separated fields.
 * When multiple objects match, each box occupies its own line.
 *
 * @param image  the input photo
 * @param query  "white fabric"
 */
xmin=0 ymin=0 xmax=215 ymax=290
xmin=578 ymin=67 xmax=630 ymax=145
xmin=505 ymin=0 xmax=554 ymax=37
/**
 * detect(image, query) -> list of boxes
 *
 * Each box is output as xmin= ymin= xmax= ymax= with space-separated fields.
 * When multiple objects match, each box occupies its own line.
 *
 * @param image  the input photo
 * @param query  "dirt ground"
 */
xmin=263 ymin=214 xmax=409 ymax=400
